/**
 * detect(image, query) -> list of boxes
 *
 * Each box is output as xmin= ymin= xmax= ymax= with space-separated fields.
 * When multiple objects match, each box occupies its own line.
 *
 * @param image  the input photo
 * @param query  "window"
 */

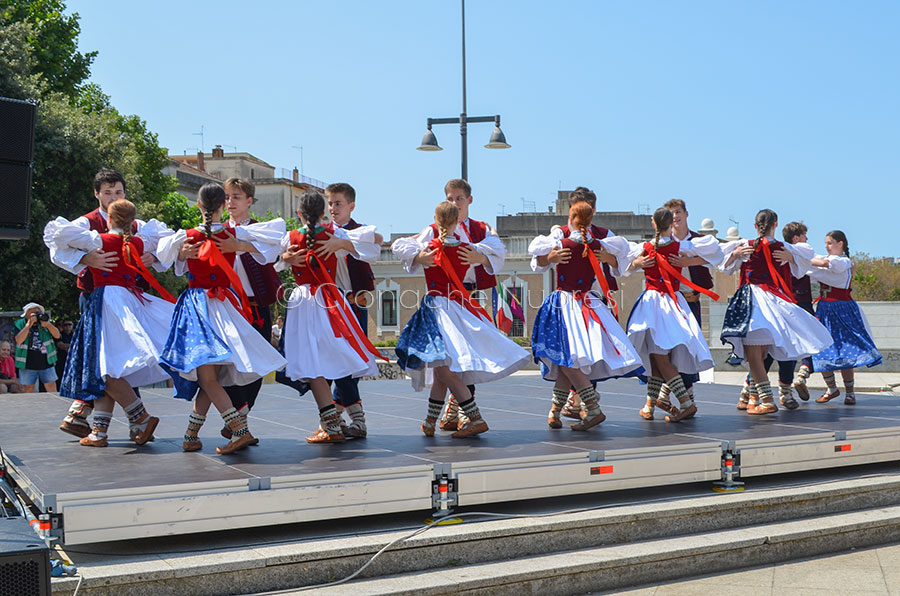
xmin=381 ymin=290 xmax=398 ymax=327
xmin=250 ymin=168 xmax=255 ymax=179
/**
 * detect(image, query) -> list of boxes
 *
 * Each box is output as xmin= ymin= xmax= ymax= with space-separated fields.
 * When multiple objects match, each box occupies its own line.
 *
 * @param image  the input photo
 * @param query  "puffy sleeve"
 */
xmin=234 ymin=218 xmax=286 ymax=265
xmin=470 ymin=224 xmax=505 ymax=275
xmin=135 ymin=219 xmax=175 ymax=272
xmin=599 ymin=236 xmax=637 ymax=278
xmin=343 ymin=224 xmax=380 ymax=264
xmin=529 ymin=226 xmax=564 ymax=273
xmin=156 ymin=229 xmax=189 ymax=276
xmin=687 ymin=234 xmax=724 ymax=268
xmin=391 ymin=226 xmax=434 ymax=274
xmin=274 ymin=232 xmax=293 ymax=273
xmin=783 ymin=242 xmax=816 ymax=278
xmin=719 ymin=239 xmax=750 ymax=275
xmin=43 ymin=217 xmax=102 ymax=275
xmin=826 ymin=254 xmax=852 ymax=274
xmin=528 ymin=234 xmax=561 ymax=273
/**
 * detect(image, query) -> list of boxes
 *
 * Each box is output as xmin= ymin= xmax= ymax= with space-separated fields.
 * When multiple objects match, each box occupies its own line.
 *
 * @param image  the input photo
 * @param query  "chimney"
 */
xmin=196 ymin=151 xmax=205 ymax=172
xmin=212 ymin=144 xmax=224 ymax=158
xmin=292 ymin=167 xmax=299 ymax=183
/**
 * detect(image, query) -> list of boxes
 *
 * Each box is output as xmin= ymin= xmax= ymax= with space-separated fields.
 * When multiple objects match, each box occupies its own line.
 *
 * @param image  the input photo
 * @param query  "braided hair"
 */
xmin=568 ymin=202 xmax=594 ymax=257
xmin=198 ymin=182 xmax=227 ymax=238
xmin=298 ymin=189 xmax=326 ymax=257
xmin=435 ymin=201 xmax=458 ymax=244
xmin=827 ymin=230 xmax=850 ymax=256
xmin=754 ymin=209 xmax=778 ymax=239
xmin=652 ymin=207 xmax=673 ymax=250
xmin=107 ymin=199 xmax=136 ymax=244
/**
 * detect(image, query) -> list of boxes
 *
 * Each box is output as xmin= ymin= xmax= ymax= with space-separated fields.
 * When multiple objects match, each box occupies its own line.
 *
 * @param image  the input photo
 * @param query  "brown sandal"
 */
xmin=666 ymin=404 xmax=697 ymax=422
xmin=571 ymin=411 xmax=606 ymax=431
xmin=816 ymin=389 xmax=841 ymax=403
xmin=638 ymin=407 xmax=654 ymax=420
xmin=844 ymin=395 xmax=856 ymax=405
xmin=747 ymin=401 xmax=778 ymax=415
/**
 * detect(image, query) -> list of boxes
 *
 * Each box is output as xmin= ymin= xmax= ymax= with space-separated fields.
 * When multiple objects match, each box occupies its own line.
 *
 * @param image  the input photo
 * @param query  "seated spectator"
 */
xmin=0 ymin=341 xmax=23 ymax=394
xmin=55 ymin=318 xmax=75 ymax=380
xmin=14 ymin=302 xmax=60 ymax=393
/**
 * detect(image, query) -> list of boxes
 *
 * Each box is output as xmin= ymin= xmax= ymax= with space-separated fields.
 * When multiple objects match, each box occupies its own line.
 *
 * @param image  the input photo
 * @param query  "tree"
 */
xmin=852 ymin=254 xmax=900 ymax=301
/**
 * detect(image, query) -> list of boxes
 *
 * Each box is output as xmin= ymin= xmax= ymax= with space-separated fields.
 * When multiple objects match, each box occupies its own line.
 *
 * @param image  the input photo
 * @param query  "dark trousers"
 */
xmin=797 ymin=300 xmax=815 ymax=371
xmin=332 ymin=304 xmax=368 ymax=407
xmin=680 ymin=298 xmax=702 ymax=389
xmin=225 ymin=301 xmax=271 ymax=411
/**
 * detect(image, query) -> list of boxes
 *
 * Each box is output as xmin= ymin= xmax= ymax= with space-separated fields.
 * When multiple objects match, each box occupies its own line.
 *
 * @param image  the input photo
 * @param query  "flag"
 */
xmin=492 ymin=284 xmax=523 ymax=334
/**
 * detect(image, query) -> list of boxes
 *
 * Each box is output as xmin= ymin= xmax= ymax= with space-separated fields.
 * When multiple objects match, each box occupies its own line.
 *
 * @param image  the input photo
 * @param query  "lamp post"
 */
xmin=417 ymin=0 xmax=510 ymax=181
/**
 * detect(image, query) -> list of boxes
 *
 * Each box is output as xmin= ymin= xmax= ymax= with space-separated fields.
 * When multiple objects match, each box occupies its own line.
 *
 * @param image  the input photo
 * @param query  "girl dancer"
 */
xmin=625 ymin=207 xmax=719 ymax=422
xmin=157 ymin=183 xmax=286 ymax=454
xmin=719 ymin=209 xmax=833 ymax=415
xmin=49 ymin=199 xmax=173 ymax=446
xmin=279 ymin=189 xmax=384 ymax=443
xmin=805 ymin=231 xmax=882 ymax=404
xmin=529 ymin=202 xmax=642 ymax=429
xmin=393 ymin=202 xmax=530 ymax=438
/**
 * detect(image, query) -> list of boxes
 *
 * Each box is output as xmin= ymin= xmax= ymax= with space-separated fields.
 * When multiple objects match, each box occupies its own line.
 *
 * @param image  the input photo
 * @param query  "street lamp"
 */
xmin=416 ymin=0 xmax=510 ymax=180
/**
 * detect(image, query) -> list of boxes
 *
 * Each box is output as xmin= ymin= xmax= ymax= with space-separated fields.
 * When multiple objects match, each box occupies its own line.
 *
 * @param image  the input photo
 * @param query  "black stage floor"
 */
xmin=2 ymin=374 xmax=898 ymax=544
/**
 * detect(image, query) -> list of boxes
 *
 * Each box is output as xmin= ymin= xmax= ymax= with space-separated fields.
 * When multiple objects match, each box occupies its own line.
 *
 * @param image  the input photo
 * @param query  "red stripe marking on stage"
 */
xmin=438 ymin=484 xmax=449 ymax=493
xmin=591 ymin=465 xmax=614 ymax=475
xmin=834 ymin=444 xmax=851 ymax=452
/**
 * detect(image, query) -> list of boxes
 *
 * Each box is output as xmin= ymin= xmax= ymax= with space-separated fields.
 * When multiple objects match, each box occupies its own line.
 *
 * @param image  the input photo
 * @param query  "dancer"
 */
xmin=279 ymin=189 xmax=384 ymax=443
xmin=392 ymin=179 xmax=506 ymax=432
xmin=719 ymin=209 xmax=833 ymax=415
xmin=157 ymin=183 xmax=286 ymax=454
xmin=47 ymin=199 xmax=172 ymax=447
xmin=531 ymin=187 xmax=622 ymax=420
xmin=393 ymin=202 xmax=529 ymax=438
xmin=804 ymin=230 xmax=882 ymax=405
xmin=625 ymin=207 xmax=720 ymax=422
xmin=656 ymin=199 xmax=724 ymax=412
xmin=529 ymin=201 xmax=642 ymax=430
xmin=44 ymin=168 xmax=169 ymax=439
xmin=217 ymin=178 xmax=284 ymax=439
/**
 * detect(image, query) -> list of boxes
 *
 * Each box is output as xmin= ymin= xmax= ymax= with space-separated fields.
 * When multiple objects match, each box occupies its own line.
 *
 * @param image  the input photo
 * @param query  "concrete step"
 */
xmin=53 ymin=473 xmax=900 ymax=596
xmin=301 ymin=503 xmax=900 ymax=596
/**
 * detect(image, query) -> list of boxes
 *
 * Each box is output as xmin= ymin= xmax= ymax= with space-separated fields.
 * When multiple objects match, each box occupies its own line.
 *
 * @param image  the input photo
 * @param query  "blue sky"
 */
xmin=69 ymin=0 xmax=899 ymax=256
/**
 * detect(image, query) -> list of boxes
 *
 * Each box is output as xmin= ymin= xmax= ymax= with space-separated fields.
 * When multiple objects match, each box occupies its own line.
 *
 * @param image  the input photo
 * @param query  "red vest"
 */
xmin=642 ymin=241 xmax=684 ymax=293
xmin=77 ymin=209 xmax=143 ymax=292
xmin=423 ymin=242 xmax=470 ymax=298
xmin=559 ymin=224 xmax=619 ymax=291
xmin=792 ymin=274 xmax=812 ymax=303
xmin=556 ymin=236 xmax=604 ymax=292
xmin=288 ymin=225 xmax=339 ymax=287
xmin=185 ymin=228 xmax=237 ymax=290
xmin=90 ymin=234 xmax=144 ymax=289
xmin=739 ymin=239 xmax=794 ymax=295
xmin=458 ymin=218 xmax=497 ymax=290
xmin=224 ymin=219 xmax=282 ymax=306
xmin=686 ymin=230 xmax=714 ymax=290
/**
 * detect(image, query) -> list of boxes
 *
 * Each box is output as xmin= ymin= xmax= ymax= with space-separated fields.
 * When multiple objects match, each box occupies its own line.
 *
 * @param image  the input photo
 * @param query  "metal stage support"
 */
xmin=1 ymin=377 xmax=899 ymax=545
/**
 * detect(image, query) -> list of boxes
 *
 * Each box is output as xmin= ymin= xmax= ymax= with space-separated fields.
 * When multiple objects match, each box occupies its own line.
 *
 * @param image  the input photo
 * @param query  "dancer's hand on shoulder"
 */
xmin=140 ymin=252 xmax=157 ymax=267
xmin=314 ymin=232 xmax=351 ymax=259
xmin=213 ymin=229 xmax=250 ymax=254
xmin=593 ymin=248 xmax=616 ymax=266
xmin=547 ymin=246 xmax=571 ymax=264
xmin=631 ymin=254 xmax=655 ymax=270
xmin=282 ymin=245 xmax=308 ymax=267
xmin=178 ymin=240 xmax=201 ymax=261
xmin=413 ymin=247 xmax=437 ymax=267
xmin=772 ymin=248 xmax=794 ymax=265
xmin=458 ymin=245 xmax=488 ymax=266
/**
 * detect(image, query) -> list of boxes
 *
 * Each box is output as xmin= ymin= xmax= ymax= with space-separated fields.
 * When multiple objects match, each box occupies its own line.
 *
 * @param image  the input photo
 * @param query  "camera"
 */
xmin=33 ymin=312 xmax=49 ymax=322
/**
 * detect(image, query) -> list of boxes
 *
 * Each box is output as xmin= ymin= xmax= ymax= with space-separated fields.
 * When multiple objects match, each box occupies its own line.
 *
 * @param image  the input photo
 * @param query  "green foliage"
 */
xmin=147 ymin=191 xmax=202 ymax=231
xmin=0 ymin=1 xmax=178 ymax=313
xmin=373 ymin=338 xmax=398 ymax=347
xmin=851 ymin=254 xmax=900 ymax=301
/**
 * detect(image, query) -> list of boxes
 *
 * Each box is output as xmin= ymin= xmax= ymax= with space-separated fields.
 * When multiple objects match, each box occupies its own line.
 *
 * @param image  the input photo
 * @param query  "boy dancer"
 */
xmin=216 ymin=178 xmax=283 ymax=440
xmin=45 ymin=169 xmax=168 ymax=439
xmin=321 ymin=182 xmax=383 ymax=438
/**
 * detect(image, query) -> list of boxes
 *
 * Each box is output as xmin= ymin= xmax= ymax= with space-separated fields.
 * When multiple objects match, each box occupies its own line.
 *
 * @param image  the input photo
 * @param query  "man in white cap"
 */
xmin=13 ymin=303 xmax=61 ymax=393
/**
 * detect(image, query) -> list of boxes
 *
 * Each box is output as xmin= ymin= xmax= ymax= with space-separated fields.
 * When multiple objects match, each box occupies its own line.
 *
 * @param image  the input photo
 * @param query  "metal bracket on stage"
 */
xmin=249 ymin=477 xmax=271 ymax=491
xmin=431 ymin=463 xmax=458 ymax=518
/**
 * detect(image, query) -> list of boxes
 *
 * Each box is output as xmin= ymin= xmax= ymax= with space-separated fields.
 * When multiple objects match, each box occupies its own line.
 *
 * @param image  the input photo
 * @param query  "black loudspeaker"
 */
xmin=0 ymin=96 xmax=38 ymax=240
xmin=0 ymin=516 xmax=51 ymax=596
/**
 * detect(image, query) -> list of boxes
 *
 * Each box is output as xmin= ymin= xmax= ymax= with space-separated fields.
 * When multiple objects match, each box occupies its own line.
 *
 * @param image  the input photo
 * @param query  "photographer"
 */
xmin=13 ymin=303 xmax=60 ymax=393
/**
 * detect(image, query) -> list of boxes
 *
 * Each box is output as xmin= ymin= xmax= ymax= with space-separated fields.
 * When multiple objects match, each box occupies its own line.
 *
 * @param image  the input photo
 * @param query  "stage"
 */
xmin=1 ymin=373 xmax=899 ymax=545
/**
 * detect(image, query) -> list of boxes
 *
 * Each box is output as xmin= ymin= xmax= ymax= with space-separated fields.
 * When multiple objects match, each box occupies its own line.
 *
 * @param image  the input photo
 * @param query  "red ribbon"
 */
xmin=304 ymin=251 xmax=387 ymax=364
xmin=197 ymin=239 xmax=254 ymax=322
xmin=585 ymin=247 xmax=619 ymax=320
xmin=757 ymin=238 xmax=796 ymax=304
xmin=643 ymin=242 xmax=720 ymax=319
xmin=574 ymin=290 xmax=621 ymax=356
xmin=431 ymin=241 xmax=494 ymax=324
xmin=123 ymin=242 xmax=176 ymax=303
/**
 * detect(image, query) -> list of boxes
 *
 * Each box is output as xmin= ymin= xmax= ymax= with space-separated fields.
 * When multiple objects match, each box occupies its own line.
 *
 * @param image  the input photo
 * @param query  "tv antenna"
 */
xmin=192 ymin=125 xmax=205 ymax=153
xmin=291 ymin=145 xmax=304 ymax=175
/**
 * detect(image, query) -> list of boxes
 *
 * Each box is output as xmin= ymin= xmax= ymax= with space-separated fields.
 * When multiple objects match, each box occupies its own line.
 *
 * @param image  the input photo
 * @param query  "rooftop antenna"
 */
xmin=192 ymin=125 xmax=205 ymax=153
xmin=521 ymin=197 xmax=536 ymax=212
xmin=221 ymin=143 xmax=237 ymax=152
xmin=291 ymin=145 xmax=304 ymax=175
xmin=638 ymin=203 xmax=651 ymax=215
xmin=498 ymin=203 xmax=506 ymax=216
xmin=184 ymin=147 xmax=199 ymax=156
